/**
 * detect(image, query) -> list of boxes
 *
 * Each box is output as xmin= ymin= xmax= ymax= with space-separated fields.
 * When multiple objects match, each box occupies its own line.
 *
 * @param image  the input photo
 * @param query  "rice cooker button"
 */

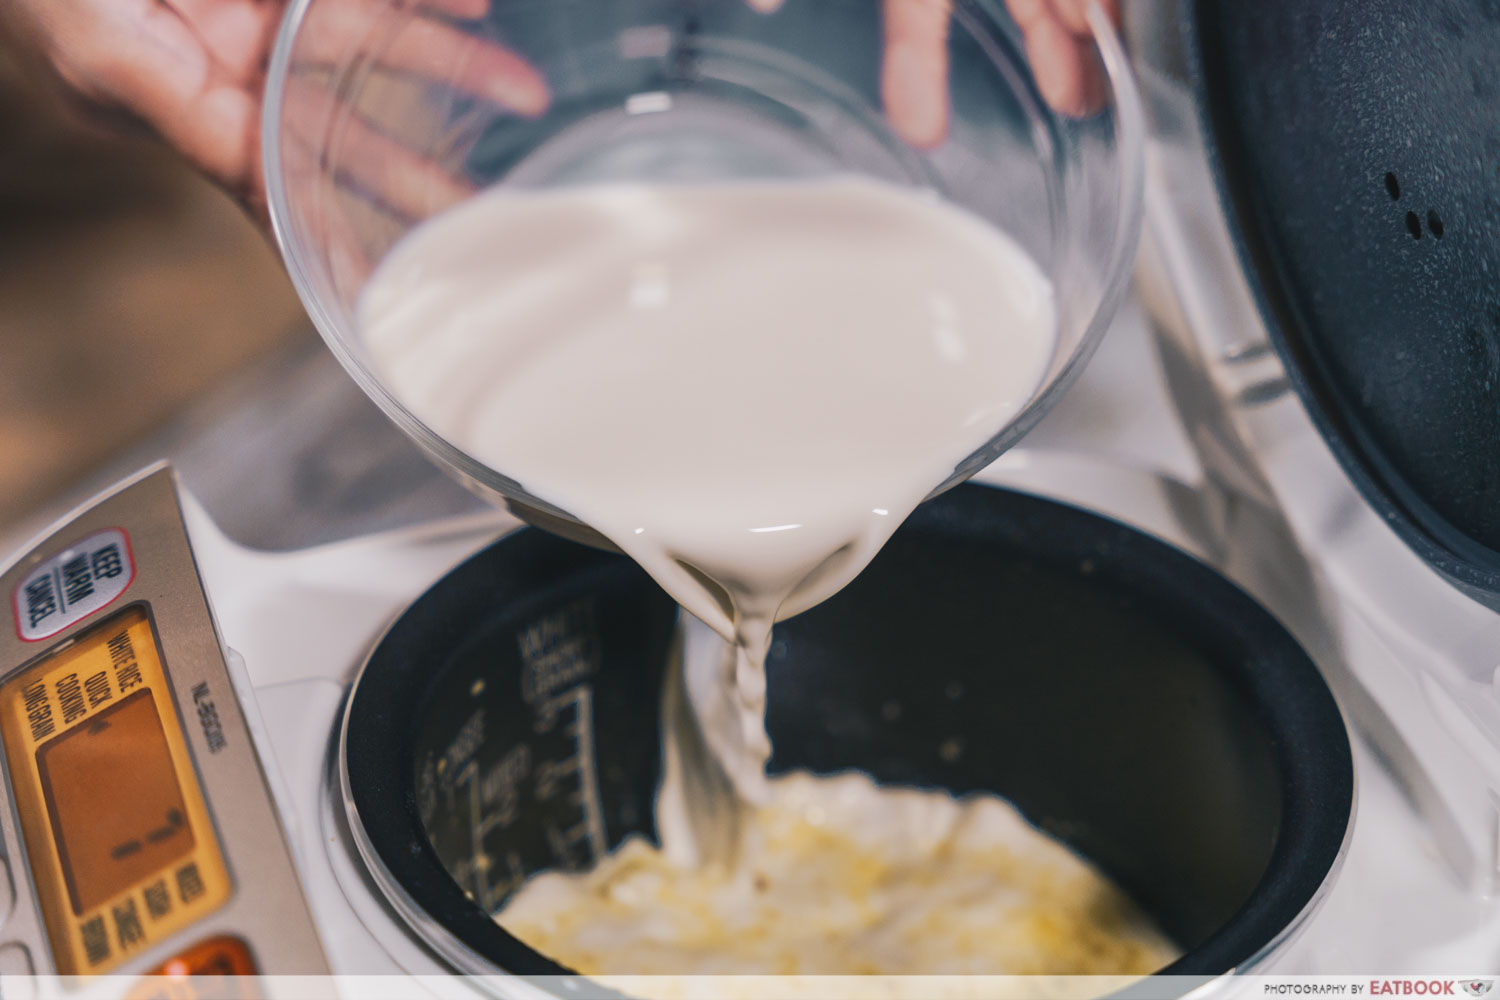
xmin=0 ymin=942 xmax=35 ymax=1000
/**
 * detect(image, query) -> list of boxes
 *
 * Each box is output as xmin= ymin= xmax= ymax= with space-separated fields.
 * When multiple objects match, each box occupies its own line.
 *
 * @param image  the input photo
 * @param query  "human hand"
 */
xmin=749 ymin=0 xmax=1121 ymax=148
xmin=0 ymin=0 xmax=548 ymax=221
xmin=0 ymin=0 xmax=1118 ymax=226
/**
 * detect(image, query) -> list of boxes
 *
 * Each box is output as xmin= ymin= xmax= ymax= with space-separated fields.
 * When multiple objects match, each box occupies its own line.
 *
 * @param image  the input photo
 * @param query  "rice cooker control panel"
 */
xmin=0 ymin=466 xmax=329 ymax=987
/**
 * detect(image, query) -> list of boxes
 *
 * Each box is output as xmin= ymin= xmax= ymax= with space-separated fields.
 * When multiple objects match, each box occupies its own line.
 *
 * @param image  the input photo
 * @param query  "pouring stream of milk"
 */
xmin=359 ymin=176 xmax=1057 ymax=862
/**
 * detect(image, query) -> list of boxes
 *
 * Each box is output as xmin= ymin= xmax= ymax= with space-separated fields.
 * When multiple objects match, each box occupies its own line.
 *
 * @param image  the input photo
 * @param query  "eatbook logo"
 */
xmin=1461 ymin=982 xmax=1493 ymax=997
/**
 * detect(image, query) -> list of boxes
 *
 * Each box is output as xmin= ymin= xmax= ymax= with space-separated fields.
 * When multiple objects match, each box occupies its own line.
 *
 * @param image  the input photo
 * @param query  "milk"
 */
xmin=359 ymin=177 xmax=1058 ymax=846
xmin=352 ymin=177 xmax=1182 ymax=977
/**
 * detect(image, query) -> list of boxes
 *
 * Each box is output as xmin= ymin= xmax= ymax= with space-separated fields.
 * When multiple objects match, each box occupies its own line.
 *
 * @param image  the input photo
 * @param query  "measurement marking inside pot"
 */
xmin=536 ymin=684 xmax=608 ymax=870
xmin=446 ymin=682 xmax=610 ymax=908
xmin=457 ymin=754 xmax=525 ymax=910
xmin=574 ymin=685 xmax=609 ymax=861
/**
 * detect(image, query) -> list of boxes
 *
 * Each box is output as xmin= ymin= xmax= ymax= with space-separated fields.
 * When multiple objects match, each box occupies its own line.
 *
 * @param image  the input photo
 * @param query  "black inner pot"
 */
xmin=344 ymin=483 xmax=1353 ymax=982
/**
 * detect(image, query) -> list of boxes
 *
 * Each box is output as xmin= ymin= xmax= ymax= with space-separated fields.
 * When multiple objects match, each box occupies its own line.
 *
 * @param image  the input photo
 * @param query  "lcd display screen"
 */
xmin=0 ymin=604 xmax=230 ymax=975
xmin=37 ymin=688 xmax=195 ymax=914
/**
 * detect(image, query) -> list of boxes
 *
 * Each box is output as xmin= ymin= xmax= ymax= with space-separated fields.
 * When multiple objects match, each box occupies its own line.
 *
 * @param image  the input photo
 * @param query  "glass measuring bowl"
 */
xmin=262 ymin=0 xmax=1145 ymax=543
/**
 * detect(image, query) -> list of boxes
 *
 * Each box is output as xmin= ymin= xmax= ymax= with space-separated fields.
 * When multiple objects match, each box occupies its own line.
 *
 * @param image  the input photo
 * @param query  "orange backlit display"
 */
xmin=38 ymin=689 xmax=196 ymax=914
xmin=0 ymin=606 xmax=230 ymax=975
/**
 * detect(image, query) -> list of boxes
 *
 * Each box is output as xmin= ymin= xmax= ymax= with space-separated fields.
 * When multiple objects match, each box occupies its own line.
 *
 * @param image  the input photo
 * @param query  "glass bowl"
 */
xmin=262 ymin=0 xmax=1145 ymax=543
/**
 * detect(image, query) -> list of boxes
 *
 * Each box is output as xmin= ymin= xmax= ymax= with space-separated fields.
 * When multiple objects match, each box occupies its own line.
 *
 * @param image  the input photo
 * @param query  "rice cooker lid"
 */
xmin=1184 ymin=0 xmax=1500 ymax=607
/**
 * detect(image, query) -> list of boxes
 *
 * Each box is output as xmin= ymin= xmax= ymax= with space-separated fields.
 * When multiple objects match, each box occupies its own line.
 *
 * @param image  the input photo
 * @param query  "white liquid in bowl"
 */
xmin=360 ymin=175 xmax=1056 ymax=804
xmin=358 ymin=177 xmax=1174 ymax=976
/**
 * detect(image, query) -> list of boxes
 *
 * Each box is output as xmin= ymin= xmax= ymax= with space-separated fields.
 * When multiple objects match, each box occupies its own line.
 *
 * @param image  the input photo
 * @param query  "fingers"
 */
xmin=65 ymin=1 xmax=263 ymax=199
xmin=167 ymin=0 xmax=491 ymax=84
xmin=280 ymin=73 xmax=476 ymax=223
xmin=165 ymin=0 xmax=499 ymax=92
xmin=282 ymin=132 xmax=381 ymax=295
xmin=1042 ymin=0 xmax=1119 ymax=35
xmin=418 ymin=0 xmax=491 ymax=20
xmin=295 ymin=1 xmax=548 ymax=116
xmin=276 ymin=0 xmax=547 ymax=228
xmin=385 ymin=17 xmax=548 ymax=116
xmin=1004 ymin=0 xmax=1114 ymax=116
xmin=271 ymin=0 xmax=542 ymax=236
xmin=159 ymin=0 xmax=280 ymax=84
xmin=881 ymin=0 xmax=950 ymax=149
xmin=1024 ymin=14 xmax=1105 ymax=117
xmin=749 ymin=0 xmax=951 ymax=148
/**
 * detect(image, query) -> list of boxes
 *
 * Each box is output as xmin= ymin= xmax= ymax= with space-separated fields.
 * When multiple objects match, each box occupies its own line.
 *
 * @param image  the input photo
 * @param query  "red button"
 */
xmin=130 ymin=936 xmax=259 ymax=1000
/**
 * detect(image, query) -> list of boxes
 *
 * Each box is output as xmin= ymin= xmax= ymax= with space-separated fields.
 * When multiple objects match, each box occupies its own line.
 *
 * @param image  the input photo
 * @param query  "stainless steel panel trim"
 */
xmin=0 ymin=466 xmax=331 ymax=976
